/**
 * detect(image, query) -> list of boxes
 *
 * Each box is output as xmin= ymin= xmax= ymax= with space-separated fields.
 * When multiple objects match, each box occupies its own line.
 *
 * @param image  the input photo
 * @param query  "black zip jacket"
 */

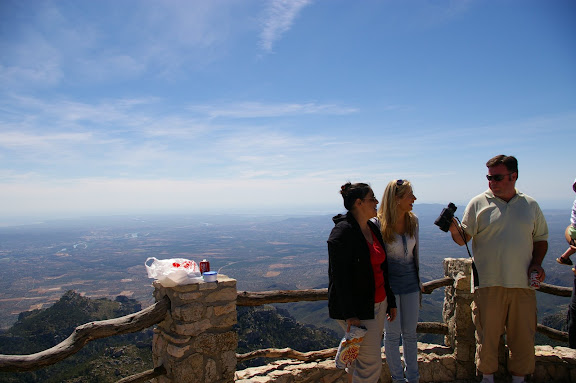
xmin=327 ymin=213 xmax=396 ymax=320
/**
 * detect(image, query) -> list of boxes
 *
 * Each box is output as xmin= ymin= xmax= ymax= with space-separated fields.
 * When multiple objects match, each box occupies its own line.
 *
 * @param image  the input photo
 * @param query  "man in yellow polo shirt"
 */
xmin=448 ymin=154 xmax=548 ymax=383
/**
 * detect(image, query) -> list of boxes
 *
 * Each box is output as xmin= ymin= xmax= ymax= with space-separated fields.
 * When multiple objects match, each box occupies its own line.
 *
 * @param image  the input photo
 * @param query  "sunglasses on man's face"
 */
xmin=486 ymin=173 xmax=513 ymax=182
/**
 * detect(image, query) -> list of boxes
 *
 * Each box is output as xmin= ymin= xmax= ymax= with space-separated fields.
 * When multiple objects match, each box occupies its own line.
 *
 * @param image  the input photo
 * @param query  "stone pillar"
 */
xmin=151 ymin=274 xmax=238 ymax=383
xmin=442 ymin=258 xmax=476 ymax=380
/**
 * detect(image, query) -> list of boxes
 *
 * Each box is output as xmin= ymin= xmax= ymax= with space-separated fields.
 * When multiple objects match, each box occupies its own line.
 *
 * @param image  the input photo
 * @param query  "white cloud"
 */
xmin=0 ymin=32 xmax=63 ymax=88
xmin=75 ymin=55 xmax=147 ymax=82
xmin=0 ymin=0 xmax=249 ymax=86
xmin=442 ymin=0 xmax=476 ymax=20
xmin=0 ymin=95 xmax=363 ymax=181
xmin=2 ymin=95 xmax=161 ymax=131
xmin=259 ymin=0 xmax=313 ymax=53
xmin=0 ymin=131 xmax=93 ymax=149
xmin=190 ymin=101 xmax=356 ymax=118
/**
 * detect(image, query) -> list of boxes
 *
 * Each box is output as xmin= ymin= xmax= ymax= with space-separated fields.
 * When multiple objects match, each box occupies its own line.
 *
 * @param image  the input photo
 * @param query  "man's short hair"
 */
xmin=486 ymin=154 xmax=518 ymax=176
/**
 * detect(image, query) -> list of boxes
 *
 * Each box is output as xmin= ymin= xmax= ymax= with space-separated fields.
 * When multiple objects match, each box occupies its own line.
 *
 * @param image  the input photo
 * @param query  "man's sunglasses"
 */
xmin=486 ymin=173 xmax=514 ymax=182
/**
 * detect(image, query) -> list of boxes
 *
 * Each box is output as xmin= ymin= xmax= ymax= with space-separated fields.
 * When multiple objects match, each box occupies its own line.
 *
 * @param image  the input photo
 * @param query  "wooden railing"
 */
xmin=0 ymin=274 xmax=571 ymax=381
xmin=0 ymin=295 xmax=171 ymax=374
xmin=235 ymin=278 xmax=571 ymax=362
xmin=235 ymin=277 xmax=454 ymax=363
xmin=535 ymin=282 xmax=572 ymax=342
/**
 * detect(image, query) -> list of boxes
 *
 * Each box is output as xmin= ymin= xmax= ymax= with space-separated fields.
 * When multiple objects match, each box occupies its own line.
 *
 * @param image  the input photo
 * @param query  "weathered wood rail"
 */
xmin=235 ymin=276 xmax=455 ymax=306
xmin=538 ymin=282 xmax=572 ymax=297
xmin=0 ymin=295 xmax=171 ymax=373
xmin=116 ymin=365 xmax=167 ymax=383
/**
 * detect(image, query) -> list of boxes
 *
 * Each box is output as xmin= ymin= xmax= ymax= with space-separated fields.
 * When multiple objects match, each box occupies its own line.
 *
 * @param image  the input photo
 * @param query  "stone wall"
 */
xmin=442 ymin=257 xmax=477 ymax=380
xmin=152 ymin=274 xmax=238 ymax=383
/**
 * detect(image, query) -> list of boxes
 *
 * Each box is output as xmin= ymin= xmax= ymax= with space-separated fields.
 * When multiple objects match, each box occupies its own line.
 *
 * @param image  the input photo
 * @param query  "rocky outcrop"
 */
xmin=235 ymin=343 xmax=454 ymax=383
xmin=234 ymin=343 xmax=576 ymax=383
xmin=533 ymin=345 xmax=576 ymax=382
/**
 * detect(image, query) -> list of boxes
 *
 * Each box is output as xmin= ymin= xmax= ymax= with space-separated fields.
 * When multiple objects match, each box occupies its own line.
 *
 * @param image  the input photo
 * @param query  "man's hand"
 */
xmin=449 ymin=218 xmax=471 ymax=246
xmin=530 ymin=241 xmax=548 ymax=282
xmin=528 ymin=263 xmax=545 ymax=282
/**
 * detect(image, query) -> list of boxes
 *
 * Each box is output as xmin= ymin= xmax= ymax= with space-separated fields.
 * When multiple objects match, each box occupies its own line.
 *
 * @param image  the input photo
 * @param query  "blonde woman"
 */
xmin=372 ymin=179 xmax=422 ymax=383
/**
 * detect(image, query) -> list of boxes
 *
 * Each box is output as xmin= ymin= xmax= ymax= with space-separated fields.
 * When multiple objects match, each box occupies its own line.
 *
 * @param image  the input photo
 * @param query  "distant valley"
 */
xmin=0 ymin=204 xmax=573 ymax=342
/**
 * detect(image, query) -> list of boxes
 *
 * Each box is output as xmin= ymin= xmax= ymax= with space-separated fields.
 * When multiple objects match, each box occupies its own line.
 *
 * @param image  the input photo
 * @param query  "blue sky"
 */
xmin=0 ymin=0 xmax=575 ymax=222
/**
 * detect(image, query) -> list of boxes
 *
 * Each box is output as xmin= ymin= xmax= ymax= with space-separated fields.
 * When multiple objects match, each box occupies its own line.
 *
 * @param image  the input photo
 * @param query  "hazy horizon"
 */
xmin=0 ymin=202 xmax=570 ymax=228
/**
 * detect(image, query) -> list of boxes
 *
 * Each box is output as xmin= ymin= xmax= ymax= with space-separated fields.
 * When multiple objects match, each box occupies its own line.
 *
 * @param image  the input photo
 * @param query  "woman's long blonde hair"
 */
xmin=377 ymin=179 xmax=417 ymax=243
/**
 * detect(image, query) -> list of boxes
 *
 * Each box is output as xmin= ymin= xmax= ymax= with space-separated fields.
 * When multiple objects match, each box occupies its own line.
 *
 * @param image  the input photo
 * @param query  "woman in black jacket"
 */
xmin=328 ymin=182 xmax=397 ymax=382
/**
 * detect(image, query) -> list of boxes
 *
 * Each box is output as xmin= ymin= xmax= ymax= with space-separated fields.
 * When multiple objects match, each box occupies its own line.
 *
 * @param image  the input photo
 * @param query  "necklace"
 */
xmin=401 ymin=234 xmax=408 ymax=258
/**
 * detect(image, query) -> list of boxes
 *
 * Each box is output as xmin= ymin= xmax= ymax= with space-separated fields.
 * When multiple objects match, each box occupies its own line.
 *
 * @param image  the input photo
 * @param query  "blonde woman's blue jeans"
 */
xmin=384 ymin=291 xmax=420 ymax=383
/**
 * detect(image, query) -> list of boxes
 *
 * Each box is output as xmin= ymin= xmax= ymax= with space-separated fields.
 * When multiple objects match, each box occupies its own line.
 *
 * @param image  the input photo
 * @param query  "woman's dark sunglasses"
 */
xmin=486 ymin=173 xmax=513 ymax=181
xmin=396 ymin=179 xmax=406 ymax=186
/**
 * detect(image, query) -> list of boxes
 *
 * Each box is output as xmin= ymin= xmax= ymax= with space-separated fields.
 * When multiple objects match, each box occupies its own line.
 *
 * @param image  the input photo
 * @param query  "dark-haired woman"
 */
xmin=328 ymin=182 xmax=397 ymax=382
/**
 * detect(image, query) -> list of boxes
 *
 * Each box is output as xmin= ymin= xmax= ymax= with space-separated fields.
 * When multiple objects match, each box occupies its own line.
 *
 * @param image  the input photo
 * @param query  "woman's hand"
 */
xmin=346 ymin=317 xmax=361 ymax=331
xmin=387 ymin=307 xmax=397 ymax=322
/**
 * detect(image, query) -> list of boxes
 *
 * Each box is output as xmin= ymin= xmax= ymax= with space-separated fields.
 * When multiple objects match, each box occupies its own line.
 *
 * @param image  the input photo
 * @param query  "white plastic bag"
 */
xmin=335 ymin=325 xmax=367 ymax=369
xmin=145 ymin=257 xmax=202 ymax=287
